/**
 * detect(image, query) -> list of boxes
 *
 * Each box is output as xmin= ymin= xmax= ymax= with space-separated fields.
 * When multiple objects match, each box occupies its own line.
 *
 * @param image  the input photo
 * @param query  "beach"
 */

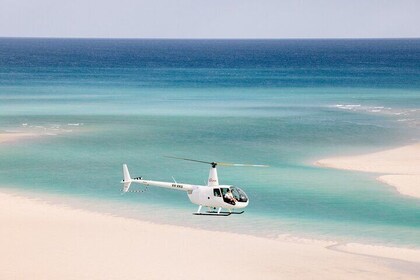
xmin=316 ymin=143 xmax=420 ymax=199
xmin=1 ymin=191 xmax=419 ymax=280
xmin=1 ymin=134 xmax=419 ymax=279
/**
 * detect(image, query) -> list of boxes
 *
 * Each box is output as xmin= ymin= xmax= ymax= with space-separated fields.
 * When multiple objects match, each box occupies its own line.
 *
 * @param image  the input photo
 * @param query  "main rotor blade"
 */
xmin=165 ymin=156 xmax=269 ymax=167
xmin=218 ymin=162 xmax=269 ymax=167
xmin=165 ymin=156 xmax=213 ymax=165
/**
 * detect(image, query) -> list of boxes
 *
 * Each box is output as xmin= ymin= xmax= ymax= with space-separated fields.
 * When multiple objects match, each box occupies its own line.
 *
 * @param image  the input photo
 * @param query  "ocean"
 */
xmin=0 ymin=38 xmax=419 ymax=246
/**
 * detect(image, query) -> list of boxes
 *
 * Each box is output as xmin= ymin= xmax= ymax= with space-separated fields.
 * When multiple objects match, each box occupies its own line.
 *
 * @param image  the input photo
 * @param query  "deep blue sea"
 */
xmin=0 ymin=38 xmax=419 ymax=246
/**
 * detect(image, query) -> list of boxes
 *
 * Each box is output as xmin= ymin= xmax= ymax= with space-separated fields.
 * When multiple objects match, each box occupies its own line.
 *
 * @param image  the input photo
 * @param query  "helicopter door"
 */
xmin=220 ymin=187 xmax=236 ymax=205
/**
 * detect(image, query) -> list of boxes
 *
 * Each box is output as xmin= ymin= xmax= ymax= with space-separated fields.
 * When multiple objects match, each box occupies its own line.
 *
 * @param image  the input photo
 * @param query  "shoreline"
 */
xmin=1 ymin=191 xmax=419 ymax=279
xmin=1 ymin=130 xmax=420 ymax=278
xmin=316 ymin=143 xmax=420 ymax=199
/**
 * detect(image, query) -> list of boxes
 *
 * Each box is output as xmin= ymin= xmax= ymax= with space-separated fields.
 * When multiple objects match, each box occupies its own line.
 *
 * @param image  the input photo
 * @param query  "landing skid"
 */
xmin=206 ymin=210 xmax=244 ymax=215
xmin=193 ymin=212 xmax=231 ymax=216
xmin=192 ymin=211 xmax=244 ymax=216
xmin=193 ymin=205 xmax=244 ymax=216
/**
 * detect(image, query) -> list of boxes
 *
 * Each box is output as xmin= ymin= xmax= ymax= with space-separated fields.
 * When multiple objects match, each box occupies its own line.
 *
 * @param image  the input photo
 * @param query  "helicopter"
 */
xmin=120 ymin=157 xmax=268 ymax=216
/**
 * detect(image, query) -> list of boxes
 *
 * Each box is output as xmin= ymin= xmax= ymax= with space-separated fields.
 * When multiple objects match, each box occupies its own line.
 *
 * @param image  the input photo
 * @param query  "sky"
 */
xmin=0 ymin=0 xmax=419 ymax=39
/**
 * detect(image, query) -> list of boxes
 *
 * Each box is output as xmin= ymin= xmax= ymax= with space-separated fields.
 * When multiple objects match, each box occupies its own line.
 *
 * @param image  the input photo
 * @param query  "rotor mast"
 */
xmin=208 ymin=162 xmax=219 ymax=186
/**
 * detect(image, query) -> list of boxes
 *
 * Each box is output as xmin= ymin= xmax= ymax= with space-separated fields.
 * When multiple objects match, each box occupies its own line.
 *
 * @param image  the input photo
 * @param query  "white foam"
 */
xmin=333 ymin=104 xmax=362 ymax=111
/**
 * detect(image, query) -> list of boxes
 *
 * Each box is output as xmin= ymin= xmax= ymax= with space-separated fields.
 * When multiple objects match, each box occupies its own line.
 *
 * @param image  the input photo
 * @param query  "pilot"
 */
xmin=224 ymin=189 xmax=236 ymax=205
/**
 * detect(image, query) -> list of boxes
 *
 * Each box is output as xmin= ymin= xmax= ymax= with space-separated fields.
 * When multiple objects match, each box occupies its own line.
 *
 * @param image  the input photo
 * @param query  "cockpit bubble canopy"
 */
xmin=218 ymin=186 xmax=248 ymax=203
xmin=230 ymin=186 xmax=248 ymax=202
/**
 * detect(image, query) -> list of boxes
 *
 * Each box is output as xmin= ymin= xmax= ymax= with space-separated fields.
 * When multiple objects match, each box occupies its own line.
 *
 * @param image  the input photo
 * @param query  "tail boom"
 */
xmin=121 ymin=164 xmax=195 ymax=192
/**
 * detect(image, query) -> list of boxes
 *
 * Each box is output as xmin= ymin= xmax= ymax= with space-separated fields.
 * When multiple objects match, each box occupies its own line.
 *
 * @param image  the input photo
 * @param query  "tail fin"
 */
xmin=123 ymin=164 xmax=131 ymax=182
xmin=121 ymin=164 xmax=132 ymax=192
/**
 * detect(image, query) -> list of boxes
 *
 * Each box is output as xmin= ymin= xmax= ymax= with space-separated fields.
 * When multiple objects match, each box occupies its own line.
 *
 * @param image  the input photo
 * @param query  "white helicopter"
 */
xmin=121 ymin=157 xmax=268 ymax=216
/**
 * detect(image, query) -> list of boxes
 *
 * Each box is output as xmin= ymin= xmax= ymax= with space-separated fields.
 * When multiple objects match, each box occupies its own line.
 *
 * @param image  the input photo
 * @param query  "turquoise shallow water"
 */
xmin=0 ymin=39 xmax=419 ymax=246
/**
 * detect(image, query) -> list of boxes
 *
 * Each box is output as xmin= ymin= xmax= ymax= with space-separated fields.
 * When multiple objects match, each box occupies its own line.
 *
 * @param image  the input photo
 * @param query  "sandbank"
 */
xmin=0 ymin=132 xmax=38 ymax=143
xmin=0 ymin=191 xmax=419 ymax=280
xmin=316 ymin=143 xmax=420 ymax=199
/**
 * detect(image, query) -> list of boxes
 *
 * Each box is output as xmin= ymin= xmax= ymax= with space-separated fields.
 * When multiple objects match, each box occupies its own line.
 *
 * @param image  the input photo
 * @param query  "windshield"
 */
xmin=230 ymin=186 xmax=248 ymax=202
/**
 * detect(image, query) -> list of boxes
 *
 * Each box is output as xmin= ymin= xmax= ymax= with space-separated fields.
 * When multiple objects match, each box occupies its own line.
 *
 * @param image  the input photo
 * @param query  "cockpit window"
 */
xmin=221 ymin=188 xmax=228 ymax=196
xmin=230 ymin=187 xmax=248 ymax=202
xmin=213 ymin=188 xmax=221 ymax=197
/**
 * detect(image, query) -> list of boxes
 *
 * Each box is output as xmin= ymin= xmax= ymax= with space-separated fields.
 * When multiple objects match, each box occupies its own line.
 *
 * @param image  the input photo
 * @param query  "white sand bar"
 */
xmin=0 ymin=132 xmax=38 ymax=143
xmin=316 ymin=143 xmax=420 ymax=199
xmin=0 ymin=192 xmax=419 ymax=280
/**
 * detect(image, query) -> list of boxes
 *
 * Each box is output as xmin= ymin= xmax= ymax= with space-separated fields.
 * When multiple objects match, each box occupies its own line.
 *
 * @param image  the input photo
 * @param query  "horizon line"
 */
xmin=1 ymin=36 xmax=419 ymax=40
